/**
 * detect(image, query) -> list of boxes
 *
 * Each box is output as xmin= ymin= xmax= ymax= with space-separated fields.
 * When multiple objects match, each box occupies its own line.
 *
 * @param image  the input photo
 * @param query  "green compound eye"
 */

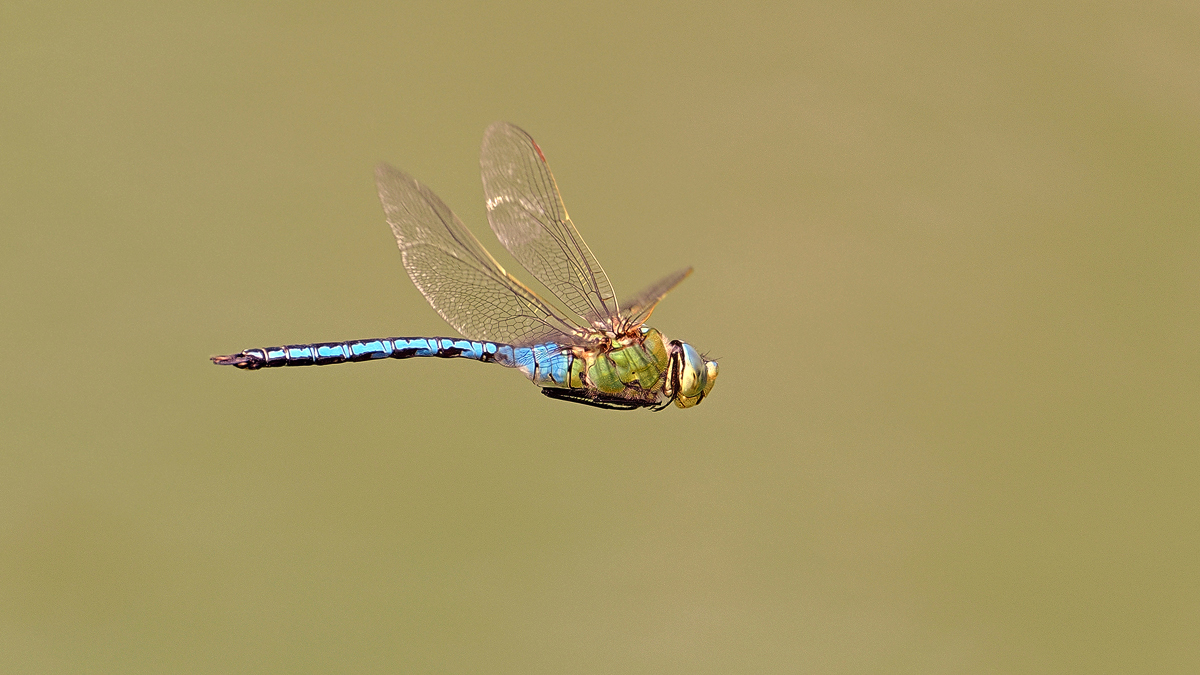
xmin=678 ymin=342 xmax=708 ymax=398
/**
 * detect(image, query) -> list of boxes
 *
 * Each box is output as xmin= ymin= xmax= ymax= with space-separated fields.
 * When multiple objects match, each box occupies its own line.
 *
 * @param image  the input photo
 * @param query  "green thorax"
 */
xmin=569 ymin=327 xmax=671 ymax=395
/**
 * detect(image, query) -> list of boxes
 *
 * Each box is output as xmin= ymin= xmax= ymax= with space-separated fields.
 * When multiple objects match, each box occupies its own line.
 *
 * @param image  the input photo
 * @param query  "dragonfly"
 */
xmin=212 ymin=122 xmax=717 ymax=410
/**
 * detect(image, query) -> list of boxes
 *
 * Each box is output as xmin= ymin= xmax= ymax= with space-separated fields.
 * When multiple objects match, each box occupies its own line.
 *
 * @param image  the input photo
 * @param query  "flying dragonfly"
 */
xmin=212 ymin=123 xmax=717 ymax=410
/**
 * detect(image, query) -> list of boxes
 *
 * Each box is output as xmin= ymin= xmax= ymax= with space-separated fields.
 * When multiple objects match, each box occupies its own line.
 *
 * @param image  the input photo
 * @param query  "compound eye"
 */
xmin=677 ymin=343 xmax=707 ymax=398
xmin=704 ymin=360 xmax=719 ymax=396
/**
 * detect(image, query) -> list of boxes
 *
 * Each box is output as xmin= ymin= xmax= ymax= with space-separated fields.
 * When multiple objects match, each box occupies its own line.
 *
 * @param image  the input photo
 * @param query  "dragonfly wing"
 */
xmin=616 ymin=267 xmax=693 ymax=328
xmin=480 ymin=122 xmax=619 ymax=326
xmin=375 ymin=163 xmax=583 ymax=346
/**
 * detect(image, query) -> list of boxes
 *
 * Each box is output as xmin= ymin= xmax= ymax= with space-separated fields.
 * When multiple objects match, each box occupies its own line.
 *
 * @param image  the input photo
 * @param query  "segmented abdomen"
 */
xmin=211 ymin=336 xmax=577 ymax=386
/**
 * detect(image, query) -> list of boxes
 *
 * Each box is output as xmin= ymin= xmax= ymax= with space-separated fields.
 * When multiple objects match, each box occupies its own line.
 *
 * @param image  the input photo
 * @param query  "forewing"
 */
xmin=375 ymin=163 xmax=582 ymax=346
xmin=617 ymin=267 xmax=693 ymax=328
xmin=480 ymin=122 xmax=619 ymax=326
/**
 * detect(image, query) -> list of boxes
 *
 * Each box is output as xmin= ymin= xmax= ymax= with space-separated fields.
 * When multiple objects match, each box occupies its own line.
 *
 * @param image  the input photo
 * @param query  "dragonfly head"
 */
xmin=666 ymin=340 xmax=718 ymax=409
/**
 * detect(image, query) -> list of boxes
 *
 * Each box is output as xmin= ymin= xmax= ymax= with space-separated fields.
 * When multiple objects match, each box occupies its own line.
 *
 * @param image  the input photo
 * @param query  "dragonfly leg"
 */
xmin=539 ymin=387 xmax=650 ymax=411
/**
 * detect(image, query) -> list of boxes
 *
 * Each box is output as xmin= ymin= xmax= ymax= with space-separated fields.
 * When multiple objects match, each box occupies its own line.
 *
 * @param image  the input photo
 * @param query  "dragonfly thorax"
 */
xmin=551 ymin=326 xmax=717 ymax=410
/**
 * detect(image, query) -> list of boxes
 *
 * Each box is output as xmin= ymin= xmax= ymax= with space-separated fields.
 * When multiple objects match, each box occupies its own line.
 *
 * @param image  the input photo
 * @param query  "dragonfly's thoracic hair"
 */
xmin=212 ymin=122 xmax=718 ymax=410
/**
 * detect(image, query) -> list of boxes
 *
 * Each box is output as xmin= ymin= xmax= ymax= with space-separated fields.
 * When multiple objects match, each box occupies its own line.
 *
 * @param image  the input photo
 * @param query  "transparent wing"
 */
xmin=375 ymin=163 xmax=584 ymax=346
xmin=480 ymin=122 xmax=619 ymax=327
xmin=617 ymin=267 xmax=693 ymax=329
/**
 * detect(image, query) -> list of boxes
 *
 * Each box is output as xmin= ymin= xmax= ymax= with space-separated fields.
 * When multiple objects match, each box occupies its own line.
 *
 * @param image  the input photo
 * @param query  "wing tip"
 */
xmin=375 ymin=161 xmax=402 ymax=180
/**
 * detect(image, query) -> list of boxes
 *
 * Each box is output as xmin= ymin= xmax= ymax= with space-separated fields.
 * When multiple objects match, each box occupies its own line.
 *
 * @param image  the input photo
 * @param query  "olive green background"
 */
xmin=2 ymin=2 xmax=1196 ymax=673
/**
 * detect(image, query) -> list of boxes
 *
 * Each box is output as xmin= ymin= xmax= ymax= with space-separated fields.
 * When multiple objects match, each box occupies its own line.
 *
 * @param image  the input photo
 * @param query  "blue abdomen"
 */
xmin=213 ymin=336 xmax=575 ymax=386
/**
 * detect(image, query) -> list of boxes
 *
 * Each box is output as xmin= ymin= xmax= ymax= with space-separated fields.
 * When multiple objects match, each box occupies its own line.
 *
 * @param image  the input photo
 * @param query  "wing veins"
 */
xmin=481 ymin=122 xmax=620 ymax=328
xmin=376 ymin=163 xmax=586 ymax=346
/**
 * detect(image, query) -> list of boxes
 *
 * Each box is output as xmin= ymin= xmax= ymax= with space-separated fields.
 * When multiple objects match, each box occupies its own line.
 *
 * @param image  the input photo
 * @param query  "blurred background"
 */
xmin=1 ymin=1 xmax=1196 ymax=673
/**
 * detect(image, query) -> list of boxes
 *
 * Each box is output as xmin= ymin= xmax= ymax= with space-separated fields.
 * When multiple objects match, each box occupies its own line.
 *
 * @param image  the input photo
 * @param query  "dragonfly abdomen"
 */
xmin=212 ymin=337 xmax=513 ymax=370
